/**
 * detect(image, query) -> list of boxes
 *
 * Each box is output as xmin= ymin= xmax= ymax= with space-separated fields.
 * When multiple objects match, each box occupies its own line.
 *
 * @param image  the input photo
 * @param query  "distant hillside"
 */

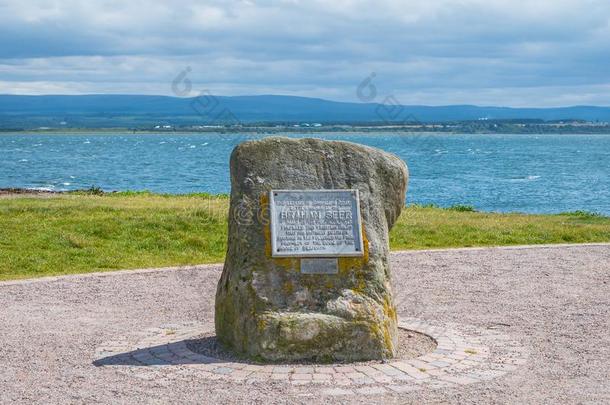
xmin=1 ymin=94 xmax=610 ymax=129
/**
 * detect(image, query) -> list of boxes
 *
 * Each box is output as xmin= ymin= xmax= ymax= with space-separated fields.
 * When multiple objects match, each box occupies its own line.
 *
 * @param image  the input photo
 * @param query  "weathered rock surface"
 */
xmin=215 ymin=137 xmax=408 ymax=362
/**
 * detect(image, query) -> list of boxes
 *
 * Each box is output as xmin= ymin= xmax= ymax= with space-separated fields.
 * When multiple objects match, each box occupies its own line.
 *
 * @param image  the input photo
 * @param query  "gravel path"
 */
xmin=1 ymin=243 xmax=608 ymax=404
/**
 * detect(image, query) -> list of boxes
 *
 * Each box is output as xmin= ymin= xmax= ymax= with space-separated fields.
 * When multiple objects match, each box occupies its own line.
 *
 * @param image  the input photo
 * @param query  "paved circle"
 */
xmin=94 ymin=318 xmax=529 ymax=395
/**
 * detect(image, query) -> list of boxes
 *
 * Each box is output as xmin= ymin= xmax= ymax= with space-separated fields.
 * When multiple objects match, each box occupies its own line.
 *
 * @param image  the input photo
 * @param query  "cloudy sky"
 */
xmin=1 ymin=0 xmax=609 ymax=106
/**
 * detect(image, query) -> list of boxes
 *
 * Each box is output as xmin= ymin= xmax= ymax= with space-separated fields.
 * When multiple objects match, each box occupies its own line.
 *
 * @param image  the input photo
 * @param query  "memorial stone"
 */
xmin=215 ymin=137 xmax=408 ymax=361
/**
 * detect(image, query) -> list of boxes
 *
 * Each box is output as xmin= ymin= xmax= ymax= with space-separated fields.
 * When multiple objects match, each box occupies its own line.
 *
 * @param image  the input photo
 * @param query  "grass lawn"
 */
xmin=1 ymin=192 xmax=609 ymax=281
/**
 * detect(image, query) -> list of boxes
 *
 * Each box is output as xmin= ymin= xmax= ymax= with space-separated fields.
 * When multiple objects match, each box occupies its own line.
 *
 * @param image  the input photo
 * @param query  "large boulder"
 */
xmin=215 ymin=137 xmax=408 ymax=362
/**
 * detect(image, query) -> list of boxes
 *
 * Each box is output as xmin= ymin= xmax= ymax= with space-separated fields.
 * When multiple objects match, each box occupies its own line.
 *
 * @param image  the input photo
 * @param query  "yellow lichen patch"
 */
xmin=382 ymin=323 xmax=394 ymax=353
xmin=283 ymin=280 xmax=294 ymax=295
xmin=257 ymin=317 xmax=267 ymax=332
xmin=337 ymin=221 xmax=370 ymax=276
xmin=273 ymin=258 xmax=299 ymax=273
xmin=378 ymin=294 xmax=398 ymax=355
xmin=355 ymin=276 xmax=367 ymax=293
xmin=361 ymin=225 xmax=370 ymax=263
xmin=366 ymin=319 xmax=394 ymax=357
xmin=382 ymin=294 xmax=397 ymax=322
xmin=261 ymin=193 xmax=272 ymax=258
xmin=368 ymin=321 xmax=381 ymax=340
xmin=338 ymin=257 xmax=362 ymax=275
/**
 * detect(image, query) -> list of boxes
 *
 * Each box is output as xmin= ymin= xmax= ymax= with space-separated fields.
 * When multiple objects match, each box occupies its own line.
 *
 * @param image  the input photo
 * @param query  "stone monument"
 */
xmin=215 ymin=137 xmax=408 ymax=362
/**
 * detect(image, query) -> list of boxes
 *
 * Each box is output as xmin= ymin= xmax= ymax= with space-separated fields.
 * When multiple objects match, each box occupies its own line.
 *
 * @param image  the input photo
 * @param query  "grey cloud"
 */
xmin=0 ymin=0 xmax=609 ymax=106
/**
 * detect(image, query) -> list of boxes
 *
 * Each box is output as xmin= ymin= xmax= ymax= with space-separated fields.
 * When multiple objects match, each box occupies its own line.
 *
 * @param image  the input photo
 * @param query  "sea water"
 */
xmin=1 ymin=132 xmax=609 ymax=214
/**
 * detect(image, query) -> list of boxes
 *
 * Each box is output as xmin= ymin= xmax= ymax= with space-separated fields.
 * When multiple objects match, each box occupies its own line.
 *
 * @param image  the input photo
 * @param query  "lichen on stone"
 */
xmin=215 ymin=137 xmax=408 ymax=362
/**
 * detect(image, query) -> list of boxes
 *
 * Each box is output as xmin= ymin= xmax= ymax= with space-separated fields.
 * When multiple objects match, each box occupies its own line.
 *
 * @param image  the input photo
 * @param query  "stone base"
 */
xmin=249 ymin=311 xmax=395 ymax=362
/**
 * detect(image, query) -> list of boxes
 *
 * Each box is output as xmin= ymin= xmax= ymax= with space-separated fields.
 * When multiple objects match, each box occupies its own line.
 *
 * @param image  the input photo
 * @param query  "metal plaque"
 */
xmin=269 ymin=189 xmax=364 ymax=257
xmin=300 ymin=258 xmax=339 ymax=274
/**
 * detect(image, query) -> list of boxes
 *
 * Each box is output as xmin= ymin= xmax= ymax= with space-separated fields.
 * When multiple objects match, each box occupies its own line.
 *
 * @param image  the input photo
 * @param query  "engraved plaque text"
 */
xmin=269 ymin=189 xmax=364 ymax=257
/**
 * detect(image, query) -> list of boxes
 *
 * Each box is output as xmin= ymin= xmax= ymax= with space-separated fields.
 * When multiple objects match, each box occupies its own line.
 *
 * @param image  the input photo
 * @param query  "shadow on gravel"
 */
xmin=93 ymin=337 xmax=223 ymax=367
xmin=94 ymin=327 xmax=436 ymax=368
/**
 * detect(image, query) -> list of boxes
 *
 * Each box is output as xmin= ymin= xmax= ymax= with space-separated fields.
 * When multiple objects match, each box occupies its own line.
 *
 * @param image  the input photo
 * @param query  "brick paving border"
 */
xmin=94 ymin=318 xmax=529 ymax=396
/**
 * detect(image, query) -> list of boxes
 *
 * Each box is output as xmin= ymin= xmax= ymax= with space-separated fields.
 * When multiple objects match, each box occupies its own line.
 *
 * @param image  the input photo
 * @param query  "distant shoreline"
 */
xmin=1 ymin=188 xmax=607 ymax=218
xmin=0 ymin=187 xmax=97 ymax=197
xmin=3 ymin=127 xmax=610 ymax=135
xmin=0 ymin=187 xmax=60 ymax=195
xmin=0 ymin=129 xmax=457 ymax=136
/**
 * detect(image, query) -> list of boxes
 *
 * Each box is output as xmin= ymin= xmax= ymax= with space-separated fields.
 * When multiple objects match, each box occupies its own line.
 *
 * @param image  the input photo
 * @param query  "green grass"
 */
xmin=1 ymin=194 xmax=608 ymax=281
xmin=390 ymin=205 xmax=610 ymax=249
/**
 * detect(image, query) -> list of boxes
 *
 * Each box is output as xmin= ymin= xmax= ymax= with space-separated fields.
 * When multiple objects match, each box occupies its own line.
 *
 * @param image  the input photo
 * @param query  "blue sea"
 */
xmin=1 ymin=132 xmax=609 ymax=214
